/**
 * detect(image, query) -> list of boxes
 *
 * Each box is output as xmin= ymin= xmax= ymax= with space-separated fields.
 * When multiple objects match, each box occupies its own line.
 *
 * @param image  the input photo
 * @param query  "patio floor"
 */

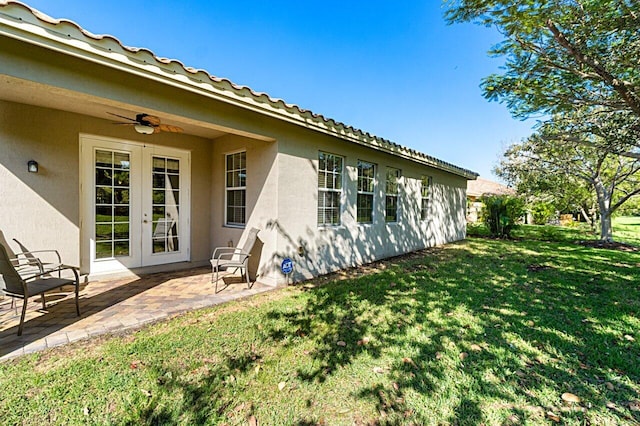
xmin=0 ymin=267 xmax=274 ymax=362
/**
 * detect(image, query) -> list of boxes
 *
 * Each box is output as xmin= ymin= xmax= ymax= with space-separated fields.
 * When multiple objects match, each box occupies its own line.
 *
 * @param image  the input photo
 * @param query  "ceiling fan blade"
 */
xmin=159 ymin=124 xmax=184 ymax=133
xmin=139 ymin=114 xmax=161 ymax=126
xmin=107 ymin=112 xmax=138 ymax=122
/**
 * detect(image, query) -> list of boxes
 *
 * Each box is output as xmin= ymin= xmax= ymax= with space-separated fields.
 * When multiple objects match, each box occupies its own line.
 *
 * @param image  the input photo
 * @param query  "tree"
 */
xmin=498 ymin=147 xmax=598 ymax=228
xmin=497 ymin=121 xmax=640 ymax=241
xmin=445 ymin=1 xmax=640 ymax=121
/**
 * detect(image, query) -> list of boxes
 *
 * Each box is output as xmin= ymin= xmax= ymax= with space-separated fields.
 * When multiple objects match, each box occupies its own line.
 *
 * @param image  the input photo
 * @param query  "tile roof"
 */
xmin=467 ymin=177 xmax=515 ymax=198
xmin=0 ymin=1 xmax=478 ymax=179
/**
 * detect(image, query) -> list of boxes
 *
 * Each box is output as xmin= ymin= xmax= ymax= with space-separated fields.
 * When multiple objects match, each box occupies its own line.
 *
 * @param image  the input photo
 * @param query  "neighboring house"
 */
xmin=466 ymin=177 xmax=516 ymax=223
xmin=0 ymin=2 xmax=478 ymax=285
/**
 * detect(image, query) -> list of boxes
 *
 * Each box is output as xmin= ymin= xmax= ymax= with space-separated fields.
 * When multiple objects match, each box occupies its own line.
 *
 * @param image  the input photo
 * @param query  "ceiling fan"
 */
xmin=108 ymin=112 xmax=184 ymax=135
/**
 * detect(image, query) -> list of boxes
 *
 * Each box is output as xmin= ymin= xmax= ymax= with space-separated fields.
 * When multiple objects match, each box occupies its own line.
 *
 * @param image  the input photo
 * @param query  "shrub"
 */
xmin=530 ymin=201 xmax=556 ymax=225
xmin=481 ymin=195 xmax=525 ymax=238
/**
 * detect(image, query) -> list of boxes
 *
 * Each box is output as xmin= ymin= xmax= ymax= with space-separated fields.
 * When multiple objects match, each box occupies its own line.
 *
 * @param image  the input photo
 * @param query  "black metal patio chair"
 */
xmin=0 ymin=243 xmax=80 ymax=336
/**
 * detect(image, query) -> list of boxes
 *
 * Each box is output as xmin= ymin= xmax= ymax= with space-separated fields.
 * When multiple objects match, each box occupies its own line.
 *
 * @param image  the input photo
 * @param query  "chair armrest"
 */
xmin=212 ymin=247 xmax=243 ymax=259
xmin=23 ymin=264 xmax=79 ymax=282
xmin=14 ymin=249 xmax=62 ymax=265
xmin=211 ymin=251 xmax=251 ymax=263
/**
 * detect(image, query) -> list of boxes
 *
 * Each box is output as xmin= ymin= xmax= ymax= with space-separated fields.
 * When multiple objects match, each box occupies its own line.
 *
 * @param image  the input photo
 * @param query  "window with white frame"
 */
xmin=317 ymin=152 xmax=343 ymax=226
xmin=357 ymin=160 xmax=375 ymax=223
xmin=421 ymin=175 xmax=432 ymax=220
xmin=385 ymin=167 xmax=401 ymax=222
xmin=226 ymin=151 xmax=246 ymax=226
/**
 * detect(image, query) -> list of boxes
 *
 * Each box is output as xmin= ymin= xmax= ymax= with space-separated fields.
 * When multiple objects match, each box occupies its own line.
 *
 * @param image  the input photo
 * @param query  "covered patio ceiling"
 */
xmin=0 ymin=74 xmax=274 ymax=142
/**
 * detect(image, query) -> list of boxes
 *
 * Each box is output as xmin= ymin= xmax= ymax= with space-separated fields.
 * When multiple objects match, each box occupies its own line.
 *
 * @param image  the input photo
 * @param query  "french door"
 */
xmin=80 ymin=135 xmax=190 ymax=274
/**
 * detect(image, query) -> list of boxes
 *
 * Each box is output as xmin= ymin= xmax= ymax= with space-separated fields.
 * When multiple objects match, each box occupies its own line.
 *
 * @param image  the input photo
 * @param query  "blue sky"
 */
xmin=25 ymin=1 xmax=536 ymax=179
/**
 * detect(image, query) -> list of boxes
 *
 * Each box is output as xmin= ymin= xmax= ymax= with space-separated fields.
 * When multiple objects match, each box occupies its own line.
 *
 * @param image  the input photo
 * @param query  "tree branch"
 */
xmin=546 ymin=19 xmax=640 ymax=116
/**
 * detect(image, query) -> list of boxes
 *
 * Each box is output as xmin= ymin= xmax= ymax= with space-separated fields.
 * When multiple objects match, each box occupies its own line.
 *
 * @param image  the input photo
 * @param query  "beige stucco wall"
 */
xmin=0 ymin=32 xmax=470 ymax=285
xmin=210 ymin=134 xmax=278 ymax=284
xmin=0 ymin=100 xmax=213 ymax=274
xmin=267 ymin=123 xmax=467 ymax=283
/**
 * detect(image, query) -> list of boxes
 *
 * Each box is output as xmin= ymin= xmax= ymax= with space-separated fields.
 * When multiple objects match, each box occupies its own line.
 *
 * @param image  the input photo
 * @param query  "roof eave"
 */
xmin=0 ymin=1 xmax=479 ymax=179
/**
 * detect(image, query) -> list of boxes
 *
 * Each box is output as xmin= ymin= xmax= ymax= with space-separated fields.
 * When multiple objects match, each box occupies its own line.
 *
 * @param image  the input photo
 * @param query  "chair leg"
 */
xmin=215 ymin=268 xmax=219 ymax=294
xmin=245 ymin=267 xmax=251 ymax=289
xmin=72 ymin=268 xmax=80 ymax=317
xmin=75 ymin=284 xmax=80 ymax=317
xmin=18 ymin=297 xmax=28 ymax=336
xmin=41 ymin=294 xmax=46 ymax=310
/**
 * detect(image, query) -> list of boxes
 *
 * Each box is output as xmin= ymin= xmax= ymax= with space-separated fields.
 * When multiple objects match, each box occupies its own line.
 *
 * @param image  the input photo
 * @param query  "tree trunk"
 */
xmin=593 ymin=178 xmax=614 ymax=242
xmin=579 ymin=205 xmax=595 ymax=231
xmin=600 ymin=212 xmax=613 ymax=242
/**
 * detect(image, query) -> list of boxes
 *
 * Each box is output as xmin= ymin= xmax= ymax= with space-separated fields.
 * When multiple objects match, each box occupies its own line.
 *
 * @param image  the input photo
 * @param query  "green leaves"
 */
xmin=445 ymin=1 xmax=640 ymax=118
xmin=480 ymin=195 xmax=526 ymax=238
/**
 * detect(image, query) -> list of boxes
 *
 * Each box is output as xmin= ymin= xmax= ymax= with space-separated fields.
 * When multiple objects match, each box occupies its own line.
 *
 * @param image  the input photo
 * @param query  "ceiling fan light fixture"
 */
xmin=134 ymin=124 xmax=154 ymax=135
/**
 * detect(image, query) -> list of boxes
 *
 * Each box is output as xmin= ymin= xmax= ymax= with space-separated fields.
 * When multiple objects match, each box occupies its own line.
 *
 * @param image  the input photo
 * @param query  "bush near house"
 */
xmin=480 ymin=195 xmax=525 ymax=238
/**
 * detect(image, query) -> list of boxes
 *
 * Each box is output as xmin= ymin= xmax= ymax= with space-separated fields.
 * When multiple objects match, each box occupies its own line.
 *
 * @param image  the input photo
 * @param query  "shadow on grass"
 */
xmin=116 ymin=238 xmax=639 ymax=425
xmin=259 ymin=239 xmax=640 ymax=424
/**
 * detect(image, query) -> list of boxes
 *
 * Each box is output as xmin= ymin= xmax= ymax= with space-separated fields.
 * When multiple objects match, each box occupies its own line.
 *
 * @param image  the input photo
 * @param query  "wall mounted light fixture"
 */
xmin=27 ymin=160 xmax=38 ymax=173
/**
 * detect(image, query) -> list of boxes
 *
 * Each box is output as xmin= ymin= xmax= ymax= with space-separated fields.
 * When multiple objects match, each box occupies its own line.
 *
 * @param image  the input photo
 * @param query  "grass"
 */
xmin=613 ymin=216 xmax=640 ymax=246
xmin=467 ymin=215 xmax=640 ymax=246
xmin=1 ymin=227 xmax=639 ymax=424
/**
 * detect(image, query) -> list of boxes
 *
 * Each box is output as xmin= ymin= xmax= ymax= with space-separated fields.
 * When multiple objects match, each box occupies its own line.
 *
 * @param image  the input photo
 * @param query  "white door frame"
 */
xmin=80 ymin=134 xmax=191 ymax=275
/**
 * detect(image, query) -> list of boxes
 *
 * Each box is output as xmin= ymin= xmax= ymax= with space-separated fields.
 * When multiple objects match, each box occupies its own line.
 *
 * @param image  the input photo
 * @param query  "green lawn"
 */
xmin=613 ymin=216 xmax=640 ymax=246
xmin=1 ymin=235 xmax=639 ymax=424
xmin=468 ymin=215 xmax=640 ymax=246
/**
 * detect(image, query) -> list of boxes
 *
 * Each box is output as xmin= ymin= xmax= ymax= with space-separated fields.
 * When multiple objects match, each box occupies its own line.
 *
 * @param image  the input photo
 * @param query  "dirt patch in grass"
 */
xmin=527 ymin=264 xmax=553 ymax=272
xmin=576 ymin=240 xmax=639 ymax=252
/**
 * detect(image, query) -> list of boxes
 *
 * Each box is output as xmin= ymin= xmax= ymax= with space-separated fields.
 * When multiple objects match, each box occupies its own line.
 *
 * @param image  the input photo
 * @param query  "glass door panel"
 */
xmin=151 ymin=156 xmax=180 ymax=254
xmin=141 ymin=147 xmax=190 ymax=267
xmin=81 ymin=135 xmax=190 ymax=274
xmin=94 ymin=149 xmax=131 ymax=259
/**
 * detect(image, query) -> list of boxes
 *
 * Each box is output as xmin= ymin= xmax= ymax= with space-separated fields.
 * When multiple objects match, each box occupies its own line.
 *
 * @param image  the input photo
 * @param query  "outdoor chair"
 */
xmin=210 ymin=228 xmax=259 ymax=293
xmin=0 ymin=232 xmax=62 ymax=279
xmin=12 ymin=238 xmax=64 ymax=278
xmin=0 ymin=243 xmax=80 ymax=336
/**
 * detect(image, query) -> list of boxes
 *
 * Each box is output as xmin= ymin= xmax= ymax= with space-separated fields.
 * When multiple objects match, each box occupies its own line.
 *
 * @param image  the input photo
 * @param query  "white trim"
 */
xmin=385 ymin=167 xmax=401 ymax=223
xmin=317 ymin=151 xmax=345 ymax=227
xmin=79 ymin=134 xmax=191 ymax=275
xmin=356 ymin=159 xmax=376 ymax=224
xmin=224 ymin=150 xmax=247 ymax=227
xmin=420 ymin=175 xmax=432 ymax=221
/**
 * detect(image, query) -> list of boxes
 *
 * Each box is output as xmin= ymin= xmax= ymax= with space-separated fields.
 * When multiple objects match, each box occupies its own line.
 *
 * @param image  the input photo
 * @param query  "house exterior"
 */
xmin=466 ymin=177 xmax=516 ymax=223
xmin=0 ymin=2 xmax=478 ymax=286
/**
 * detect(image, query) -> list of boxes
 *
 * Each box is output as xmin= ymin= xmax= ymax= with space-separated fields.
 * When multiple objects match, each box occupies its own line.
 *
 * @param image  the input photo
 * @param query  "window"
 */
xmin=421 ymin=175 xmax=432 ymax=220
xmin=152 ymin=156 xmax=180 ymax=253
xmin=385 ymin=167 xmax=401 ymax=222
xmin=317 ymin=152 xmax=343 ymax=226
xmin=226 ymin=151 xmax=246 ymax=226
xmin=357 ymin=160 xmax=375 ymax=223
xmin=95 ymin=149 xmax=130 ymax=258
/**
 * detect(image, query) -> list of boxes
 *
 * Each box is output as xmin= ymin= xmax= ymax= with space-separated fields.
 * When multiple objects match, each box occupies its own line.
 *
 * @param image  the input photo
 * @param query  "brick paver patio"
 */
xmin=0 ymin=267 xmax=274 ymax=361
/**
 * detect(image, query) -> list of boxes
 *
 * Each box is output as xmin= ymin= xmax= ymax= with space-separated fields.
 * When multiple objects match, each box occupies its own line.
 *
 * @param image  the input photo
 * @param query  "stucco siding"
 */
xmin=270 ymin=126 xmax=467 ymax=284
xmin=0 ymin=100 xmax=213 ymax=273
xmin=210 ymin=134 xmax=279 ymax=284
xmin=0 ymin=17 xmax=472 ymax=285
